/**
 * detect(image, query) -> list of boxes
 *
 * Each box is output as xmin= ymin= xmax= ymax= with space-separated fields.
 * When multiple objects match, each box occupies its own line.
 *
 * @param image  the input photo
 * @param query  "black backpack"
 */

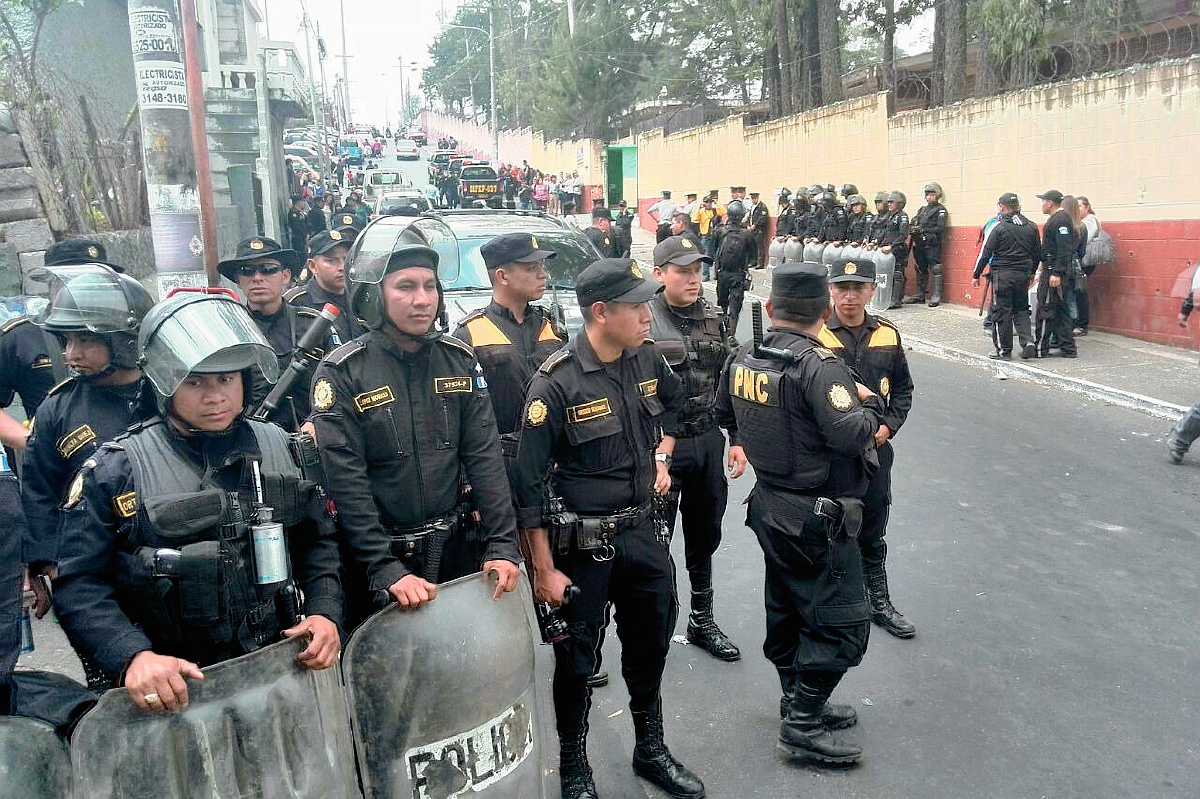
xmin=716 ymin=227 xmax=751 ymax=272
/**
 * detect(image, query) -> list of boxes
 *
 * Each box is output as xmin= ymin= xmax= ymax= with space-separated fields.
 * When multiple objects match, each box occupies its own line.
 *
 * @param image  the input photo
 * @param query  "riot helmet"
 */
xmin=840 ymin=184 xmax=859 ymax=199
xmin=847 ymin=194 xmax=866 ymax=208
xmin=873 ymin=191 xmax=888 ymax=204
xmin=924 ymin=182 xmax=943 ymax=200
xmin=887 ymin=190 xmax=907 ymax=208
xmin=777 ymin=187 xmax=792 ymax=204
xmin=348 ymin=224 xmax=443 ymax=337
xmin=824 ymin=184 xmax=835 ymax=194
xmin=725 ymin=199 xmax=747 ymax=224
xmin=819 ymin=191 xmax=836 ymax=209
xmin=138 ymin=290 xmax=278 ymax=419
xmin=35 ymin=263 xmax=154 ymax=375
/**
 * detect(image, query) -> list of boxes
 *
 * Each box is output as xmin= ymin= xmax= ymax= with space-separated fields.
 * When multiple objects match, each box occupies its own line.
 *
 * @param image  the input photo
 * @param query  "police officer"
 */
xmin=909 ymin=182 xmax=949 ymax=306
xmin=585 ymin=207 xmax=618 ymax=258
xmin=972 ymin=193 xmax=1040 ymax=360
xmin=1036 ymin=189 xmax=1077 ymax=358
xmin=330 ymin=211 xmax=365 ymax=244
xmin=714 ymin=262 xmax=883 ymax=767
xmin=802 ymin=188 xmax=827 ymax=242
xmin=52 ymin=292 xmax=343 ymax=714
xmin=790 ymin=192 xmax=812 ymax=245
xmin=648 ymin=191 xmax=678 ymax=243
xmin=880 ymin=191 xmax=911 ymax=307
xmin=713 ymin=199 xmax=754 ymax=334
xmin=844 ymin=195 xmax=873 ymax=245
xmin=21 ymin=264 xmax=157 ymax=656
xmin=287 ymin=195 xmax=311 ymax=254
xmin=220 ymin=236 xmax=328 ymax=431
xmin=511 ymin=258 xmax=703 ymax=799
xmin=452 ymin=232 xmax=566 ymax=437
xmin=613 ymin=200 xmax=635 ymax=258
xmin=775 ymin=189 xmax=796 ymax=239
xmin=816 ymin=192 xmax=848 ymax=244
xmin=819 ymin=258 xmax=916 ymax=638
xmin=747 ymin=191 xmax=770 ymax=269
xmin=284 ymin=230 xmax=365 ymax=346
xmin=310 ymin=230 xmax=521 ymax=628
xmin=868 ymin=191 xmax=889 ymax=242
xmin=650 ymin=236 xmax=741 ymax=663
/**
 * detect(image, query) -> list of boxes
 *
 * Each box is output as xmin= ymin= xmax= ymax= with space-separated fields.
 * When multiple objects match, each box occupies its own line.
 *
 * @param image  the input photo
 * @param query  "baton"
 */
xmin=978 ymin=276 xmax=992 ymax=316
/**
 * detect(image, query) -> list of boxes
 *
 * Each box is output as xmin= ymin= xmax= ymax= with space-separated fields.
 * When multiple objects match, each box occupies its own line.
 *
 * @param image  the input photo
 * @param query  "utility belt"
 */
xmin=763 ymin=490 xmax=865 ymax=579
xmin=675 ymin=412 xmax=716 ymax=438
xmin=546 ymin=498 xmax=654 ymax=562
xmin=386 ymin=512 xmax=468 ymax=561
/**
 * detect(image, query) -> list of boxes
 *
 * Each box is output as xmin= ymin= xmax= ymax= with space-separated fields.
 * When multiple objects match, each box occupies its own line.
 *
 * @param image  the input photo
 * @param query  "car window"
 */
xmin=460 ymin=166 xmax=497 ymax=181
xmin=444 ymin=229 xmax=598 ymax=292
xmin=370 ymin=172 xmax=402 ymax=186
xmin=397 ymin=140 xmax=417 ymax=148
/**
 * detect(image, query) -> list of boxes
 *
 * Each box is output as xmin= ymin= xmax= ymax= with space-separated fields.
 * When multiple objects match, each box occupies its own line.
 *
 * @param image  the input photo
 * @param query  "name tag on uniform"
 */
xmin=57 ymin=424 xmax=97 ymax=459
xmin=730 ymin=365 xmax=780 ymax=406
xmin=637 ymin=379 xmax=658 ymax=397
xmin=354 ymin=386 xmax=395 ymax=412
xmin=566 ymin=398 xmax=611 ymax=424
xmin=434 ymin=376 xmax=473 ymax=394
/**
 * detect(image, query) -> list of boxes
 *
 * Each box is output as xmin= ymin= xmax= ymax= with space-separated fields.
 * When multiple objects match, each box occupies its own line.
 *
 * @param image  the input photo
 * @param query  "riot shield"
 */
xmin=343 ymin=571 xmax=553 ymax=799
xmin=767 ymin=239 xmax=784 ymax=269
xmin=0 ymin=717 xmax=71 ymax=799
xmin=781 ymin=238 xmax=802 ymax=263
xmin=821 ymin=243 xmax=843 ymax=276
xmin=802 ymin=241 xmax=826 ymax=264
xmin=870 ymin=249 xmax=897 ymax=313
xmin=71 ymin=638 xmax=359 ymax=799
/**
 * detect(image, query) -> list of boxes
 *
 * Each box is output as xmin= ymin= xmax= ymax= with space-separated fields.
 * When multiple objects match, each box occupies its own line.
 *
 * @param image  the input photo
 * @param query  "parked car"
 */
xmin=427 ymin=150 xmax=460 ymax=183
xmin=347 ymin=209 xmax=603 ymax=335
xmin=363 ymin=168 xmax=408 ymax=199
xmin=406 ymin=127 xmax=427 ymax=147
xmin=394 ymin=139 xmax=420 ymax=160
xmin=373 ymin=190 xmax=433 ymax=217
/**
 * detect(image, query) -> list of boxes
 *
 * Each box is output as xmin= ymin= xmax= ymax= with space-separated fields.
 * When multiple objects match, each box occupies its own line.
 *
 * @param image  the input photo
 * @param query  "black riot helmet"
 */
xmin=348 ymin=224 xmax=443 ymax=337
xmin=819 ymin=191 xmax=837 ymax=209
xmin=924 ymin=181 xmax=943 ymax=200
xmin=138 ymin=290 xmax=278 ymax=420
xmin=847 ymin=194 xmax=867 ymax=208
xmin=777 ymin=187 xmax=792 ymax=204
xmin=873 ymin=191 xmax=888 ymax=205
xmin=824 ymin=183 xmax=835 ymax=194
xmin=887 ymin=190 xmax=907 ymax=208
xmin=35 ymin=263 xmax=154 ymax=375
xmin=725 ymin=199 xmax=747 ymax=224
xmin=840 ymin=184 xmax=858 ymax=199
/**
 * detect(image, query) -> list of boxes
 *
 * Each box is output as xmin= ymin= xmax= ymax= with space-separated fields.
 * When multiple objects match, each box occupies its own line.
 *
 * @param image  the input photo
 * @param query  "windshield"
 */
xmin=370 ymin=172 xmax=402 ymax=186
xmin=460 ymin=166 xmax=497 ymax=181
xmin=339 ymin=138 xmax=360 ymax=149
xmin=444 ymin=229 xmax=597 ymax=292
xmin=397 ymin=140 xmax=416 ymax=148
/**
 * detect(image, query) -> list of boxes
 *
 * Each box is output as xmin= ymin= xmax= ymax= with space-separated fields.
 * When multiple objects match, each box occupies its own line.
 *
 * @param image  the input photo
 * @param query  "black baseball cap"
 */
xmin=1037 ymin=189 xmax=1064 ymax=204
xmin=44 ymin=238 xmax=125 ymax=273
xmin=308 ymin=229 xmax=352 ymax=257
xmin=998 ymin=192 xmax=1021 ymax=208
xmin=217 ymin=236 xmax=301 ymax=281
xmin=575 ymin=259 xmax=662 ymax=307
xmin=731 ymin=185 xmax=746 ymax=192
xmin=771 ymin=261 xmax=829 ymax=301
xmin=654 ymin=235 xmax=712 ymax=268
xmin=618 ymin=200 xmax=628 ymax=207
xmin=592 ymin=207 xmax=614 ymax=221
xmin=332 ymin=212 xmax=364 ymax=232
xmin=829 ymin=257 xmax=876 ymax=284
xmin=480 ymin=232 xmax=556 ymax=271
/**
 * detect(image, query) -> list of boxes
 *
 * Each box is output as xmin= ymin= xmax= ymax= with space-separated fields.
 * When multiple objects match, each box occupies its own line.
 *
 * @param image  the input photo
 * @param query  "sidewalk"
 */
xmin=626 ymin=223 xmax=1196 ymax=421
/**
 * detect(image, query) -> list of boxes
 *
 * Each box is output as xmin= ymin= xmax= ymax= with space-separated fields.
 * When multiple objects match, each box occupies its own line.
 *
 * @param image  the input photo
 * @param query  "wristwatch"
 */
xmin=654 ymin=453 xmax=673 ymax=466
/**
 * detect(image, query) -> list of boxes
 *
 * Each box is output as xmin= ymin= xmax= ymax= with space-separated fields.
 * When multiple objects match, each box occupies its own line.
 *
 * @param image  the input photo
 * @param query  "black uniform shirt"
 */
xmin=305 ymin=207 xmax=327 ymax=235
xmin=912 ymin=202 xmax=948 ymax=242
xmin=310 ymin=330 xmax=520 ymax=592
xmin=880 ymin=210 xmax=911 ymax=252
xmin=648 ymin=294 xmax=727 ymax=430
xmin=868 ymin=210 xmax=890 ymax=244
xmin=1042 ymin=209 xmax=1076 ymax=277
xmin=748 ymin=201 xmax=770 ymax=232
xmin=53 ymin=419 xmax=342 ymax=675
xmin=805 ymin=208 xmax=827 ymax=239
xmin=452 ymin=301 xmax=566 ymax=434
xmin=776 ymin=206 xmax=797 ymax=238
xmin=820 ymin=312 xmax=913 ymax=436
xmin=973 ymin=212 xmax=1041 ymax=277
xmin=248 ymin=304 xmax=324 ymax=431
xmin=585 ymin=226 xmax=617 ymax=258
xmin=511 ymin=333 xmax=681 ymax=528
xmin=284 ymin=279 xmax=365 ymax=346
xmin=819 ymin=206 xmax=849 ymax=242
xmin=21 ymin=377 xmax=153 ymax=566
xmin=846 ymin=212 xmax=875 ymax=244
xmin=0 ymin=317 xmax=62 ymax=414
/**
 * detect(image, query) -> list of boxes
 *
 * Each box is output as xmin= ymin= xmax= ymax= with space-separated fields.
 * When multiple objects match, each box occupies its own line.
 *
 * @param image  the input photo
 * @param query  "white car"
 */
xmin=394 ymin=139 xmax=420 ymax=160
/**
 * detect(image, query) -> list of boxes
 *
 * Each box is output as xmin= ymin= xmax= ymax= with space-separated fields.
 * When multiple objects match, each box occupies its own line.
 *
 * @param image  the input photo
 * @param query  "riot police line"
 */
xmin=767 ymin=239 xmax=899 ymax=315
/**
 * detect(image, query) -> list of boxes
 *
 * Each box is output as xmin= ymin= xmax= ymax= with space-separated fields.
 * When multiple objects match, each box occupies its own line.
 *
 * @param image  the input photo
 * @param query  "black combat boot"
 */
xmin=779 ymin=678 xmax=863 ymax=765
xmin=631 ymin=700 xmax=706 ymax=798
xmin=888 ymin=271 xmax=906 ymax=309
xmin=904 ymin=273 xmax=926 ymax=304
xmin=928 ymin=271 xmax=943 ymax=307
xmin=866 ymin=567 xmax=916 ymax=639
xmin=686 ymin=589 xmax=741 ymax=661
xmin=777 ymin=667 xmax=857 ymax=728
xmin=559 ymin=735 xmax=598 ymax=799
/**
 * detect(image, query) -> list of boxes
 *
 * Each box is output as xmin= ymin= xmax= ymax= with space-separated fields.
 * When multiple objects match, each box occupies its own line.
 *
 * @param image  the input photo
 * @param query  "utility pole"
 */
xmin=489 ymin=5 xmax=497 ymax=165
xmin=126 ymin=0 xmax=216 ymax=293
xmin=340 ymin=0 xmax=351 ymax=128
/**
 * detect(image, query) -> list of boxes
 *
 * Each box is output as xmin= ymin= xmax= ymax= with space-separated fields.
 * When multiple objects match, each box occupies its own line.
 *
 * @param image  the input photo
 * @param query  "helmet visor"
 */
xmin=35 ymin=264 xmax=138 ymax=333
xmin=141 ymin=297 xmax=279 ymax=396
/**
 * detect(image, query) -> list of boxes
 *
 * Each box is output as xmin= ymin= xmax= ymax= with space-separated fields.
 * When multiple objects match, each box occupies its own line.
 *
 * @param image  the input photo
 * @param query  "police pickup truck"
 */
xmin=458 ymin=163 xmax=503 ymax=209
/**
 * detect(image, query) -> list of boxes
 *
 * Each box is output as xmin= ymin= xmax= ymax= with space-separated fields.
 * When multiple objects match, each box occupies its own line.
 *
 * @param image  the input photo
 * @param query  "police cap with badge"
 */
xmin=44 ymin=238 xmax=126 ymax=273
xmin=575 ymin=258 xmax=662 ymax=307
xmin=217 ymin=236 xmax=302 ymax=282
xmin=480 ymin=232 xmax=556 ymax=272
xmin=828 ymin=257 xmax=876 ymax=285
xmin=653 ymin=235 xmax=712 ymax=269
xmin=308 ymin=229 xmax=352 ymax=258
xmin=770 ymin=261 xmax=829 ymax=313
xmin=332 ymin=213 xmax=365 ymax=234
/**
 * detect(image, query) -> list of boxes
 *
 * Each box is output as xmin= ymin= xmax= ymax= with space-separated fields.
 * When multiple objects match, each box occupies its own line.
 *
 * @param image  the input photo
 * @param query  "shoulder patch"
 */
xmin=293 ymin=305 xmax=321 ymax=319
xmin=539 ymin=348 xmax=572 ymax=374
xmin=814 ymin=346 xmax=838 ymax=361
xmin=313 ymin=378 xmax=335 ymax=411
xmin=525 ymin=398 xmax=548 ymax=426
xmin=282 ymin=286 xmax=308 ymax=303
xmin=827 ymin=383 xmax=854 ymax=411
xmin=439 ymin=334 xmax=475 ymax=359
xmin=0 ymin=316 xmax=31 ymax=334
xmin=325 ymin=339 xmax=365 ymax=366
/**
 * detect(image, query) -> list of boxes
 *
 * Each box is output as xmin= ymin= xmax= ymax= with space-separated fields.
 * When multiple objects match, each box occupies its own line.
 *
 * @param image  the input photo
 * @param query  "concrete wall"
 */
xmin=632 ymin=56 xmax=1200 ymax=348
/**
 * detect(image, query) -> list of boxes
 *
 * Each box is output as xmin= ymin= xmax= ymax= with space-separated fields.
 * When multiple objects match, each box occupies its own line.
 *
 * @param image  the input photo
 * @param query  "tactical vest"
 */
xmin=119 ymin=419 xmax=304 ymax=658
xmin=649 ymin=298 xmax=727 ymax=432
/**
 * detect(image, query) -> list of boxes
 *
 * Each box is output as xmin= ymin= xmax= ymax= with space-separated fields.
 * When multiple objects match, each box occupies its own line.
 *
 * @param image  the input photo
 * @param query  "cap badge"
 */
xmin=530 ymin=235 xmax=539 ymax=250
xmin=249 ymin=239 xmax=264 ymax=251
xmin=844 ymin=261 xmax=857 ymax=275
xmin=329 ymin=229 xmax=343 ymax=241
xmin=87 ymin=246 xmax=100 ymax=258
xmin=341 ymin=214 xmax=354 ymax=225
xmin=630 ymin=261 xmax=643 ymax=279
xmin=681 ymin=238 xmax=694 ymax=249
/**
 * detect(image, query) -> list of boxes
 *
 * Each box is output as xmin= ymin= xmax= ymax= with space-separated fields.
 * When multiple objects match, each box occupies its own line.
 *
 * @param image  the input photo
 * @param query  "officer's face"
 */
xmin=308 ymin=245 xmax=350 ymax=293
xmin=851 ymin=203 xmax=865 ymax=215
xmin=887 ymin=200 xmax=901 ymax=211
xmin=831 ymin=281 xmax=872 ymax=323
xmin=597 ymin=300 xmax=652 ymax=349
xmin=63 ymin=332 xmax=112 ymax=376
xmin=497 ymin=259 xmax=548 ymax=303
xmin=926 ymin=192 xmax=938 ymax=204
xmin=670 ymin=217 xmax=686 ymax=235
xmin=655 ymin=262 xmax=702 ymax=307
xmin=594 ymin=217 xmax=612 ymax=231
xmin=382 ymin=267 xmax=439 ymax=336
xmin=170 ymin=372 xmax=243 ymax=432
xmin=235 ymin=259 xmax=290 ymax=308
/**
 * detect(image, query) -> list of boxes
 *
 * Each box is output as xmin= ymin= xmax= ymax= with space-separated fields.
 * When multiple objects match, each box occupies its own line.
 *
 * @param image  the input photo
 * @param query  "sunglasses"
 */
xmin=238 ymin=263 xmax=285 ymax=277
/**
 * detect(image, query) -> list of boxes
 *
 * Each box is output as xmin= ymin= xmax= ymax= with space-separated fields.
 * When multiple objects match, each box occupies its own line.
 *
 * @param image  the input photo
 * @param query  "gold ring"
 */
xmin=143 ymin=693 xmax=160 ymax=704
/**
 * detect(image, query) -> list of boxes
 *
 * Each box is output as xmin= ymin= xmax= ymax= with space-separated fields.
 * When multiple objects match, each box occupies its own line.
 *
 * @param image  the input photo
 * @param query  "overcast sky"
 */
xmin=258 ymin=1 xmax=932 ymax=128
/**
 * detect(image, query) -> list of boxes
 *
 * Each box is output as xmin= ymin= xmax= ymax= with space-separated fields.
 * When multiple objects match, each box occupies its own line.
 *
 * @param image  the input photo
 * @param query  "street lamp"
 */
xmin=444 ymin=13 xmax=498 ymax=166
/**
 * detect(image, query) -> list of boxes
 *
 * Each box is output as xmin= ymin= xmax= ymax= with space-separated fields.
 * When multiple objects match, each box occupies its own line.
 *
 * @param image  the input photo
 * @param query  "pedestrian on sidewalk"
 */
xmin=819 ymin=257 xmax=917 ymax=639
xmin=973 ymin=193 xmax=1040 ymax=360
xmin=1035 ymin=190 xmax=1078 ymax=358
xmin=1167 ymin=261 xmax=1200 ymax=463
xmin=1075 ymin=196 xmax=1103 ymax=335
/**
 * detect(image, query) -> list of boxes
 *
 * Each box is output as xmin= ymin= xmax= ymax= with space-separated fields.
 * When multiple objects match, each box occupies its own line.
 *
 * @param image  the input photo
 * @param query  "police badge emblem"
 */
xmin=879 ymin=376 xmax=891 ymax=398
xmin=526 ymin=398 xmax=548 ymax=426
xmin=87 ymin=246 xmax=100 ymax=259
xmin=827 ymin=383 xmax=853 ymax=411
xmin=630 ymin=261 xmax=643 ymax=279
xmin=313 ymin=378 xmax=335 ymax=411
xmin=249 ymin=239 xmax=265 ymax=250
